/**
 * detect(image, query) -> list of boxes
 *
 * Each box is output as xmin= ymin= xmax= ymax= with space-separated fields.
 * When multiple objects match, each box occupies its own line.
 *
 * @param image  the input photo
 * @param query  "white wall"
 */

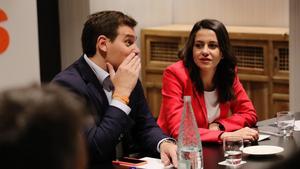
xmin=289 ymin=0 xmax=300 ymax=112
xmin=89 ymin=0 xmax=173 ymax=27
xmin=89 ymin=0 xmax=173 ymax=56
xmin=59 ymin=0 xmax=89 ymax=69
xmin=173 ymin=0 xmax=289 ymax=27
xmin=0 ymin=0 xmax=40 ymax=90
xmin=89 ymin=0 xmax=289 ymax=46
xmin=60 ymin=0 xmax=289 ymax=68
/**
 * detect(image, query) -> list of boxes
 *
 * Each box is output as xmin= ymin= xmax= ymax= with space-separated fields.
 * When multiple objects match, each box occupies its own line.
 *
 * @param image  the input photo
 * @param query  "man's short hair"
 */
xmin=81 ymin=10 xmax=137 ymax=57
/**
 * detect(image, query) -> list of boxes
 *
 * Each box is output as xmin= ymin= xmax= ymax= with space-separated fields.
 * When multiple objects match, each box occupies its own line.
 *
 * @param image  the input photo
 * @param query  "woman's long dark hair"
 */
xmin=183 ymin=19 xmax=237 ymax=102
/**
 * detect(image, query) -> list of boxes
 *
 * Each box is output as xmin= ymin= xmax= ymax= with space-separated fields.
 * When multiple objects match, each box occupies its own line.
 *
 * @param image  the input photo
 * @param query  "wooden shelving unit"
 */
xmin=141 ymin=24 xmax=289 ymax=120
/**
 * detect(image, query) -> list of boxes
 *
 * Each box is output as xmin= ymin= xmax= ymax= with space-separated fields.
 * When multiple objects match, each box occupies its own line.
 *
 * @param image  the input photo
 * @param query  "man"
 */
xmin=0 ymin=84 xmax=87 ymax=169
xmin=52 ymin=10 xmax=177 ymax=169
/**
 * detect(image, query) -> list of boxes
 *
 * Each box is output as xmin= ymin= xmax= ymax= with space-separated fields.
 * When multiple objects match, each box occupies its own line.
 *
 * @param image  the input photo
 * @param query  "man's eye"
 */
xmin=125 ymin=40 xmax=133 ymax=47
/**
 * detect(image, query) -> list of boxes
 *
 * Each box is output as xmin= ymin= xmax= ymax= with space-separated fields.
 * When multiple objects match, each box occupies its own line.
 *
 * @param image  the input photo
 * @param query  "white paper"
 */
xmin=139 ymin=157 xmax=174 ymax=169
xmin=258 ymin=134 xmax=270 ymax=142
xmin=294 ymin=120 xmax=300 ymax=131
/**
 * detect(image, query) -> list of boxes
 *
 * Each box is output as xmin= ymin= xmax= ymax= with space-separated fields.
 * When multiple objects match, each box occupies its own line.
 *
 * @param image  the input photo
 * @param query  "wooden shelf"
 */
xmin=141 ymin=24 xmax=289 ymax=120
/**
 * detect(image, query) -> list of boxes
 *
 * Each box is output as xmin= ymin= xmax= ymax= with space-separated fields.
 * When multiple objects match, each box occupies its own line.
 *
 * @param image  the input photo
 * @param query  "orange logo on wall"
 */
xmin=0 ymin=9 xmax=9 ymax=54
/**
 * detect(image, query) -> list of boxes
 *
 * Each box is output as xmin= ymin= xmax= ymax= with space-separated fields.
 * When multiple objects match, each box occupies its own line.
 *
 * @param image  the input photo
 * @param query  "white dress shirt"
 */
xmin=84 ymin=54 xmax=131 ymax=115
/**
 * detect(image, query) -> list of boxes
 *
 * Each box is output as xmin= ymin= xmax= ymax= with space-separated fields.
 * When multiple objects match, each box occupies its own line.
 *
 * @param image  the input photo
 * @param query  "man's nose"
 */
xmin=133 ymin=46 xmax=140 ymax=56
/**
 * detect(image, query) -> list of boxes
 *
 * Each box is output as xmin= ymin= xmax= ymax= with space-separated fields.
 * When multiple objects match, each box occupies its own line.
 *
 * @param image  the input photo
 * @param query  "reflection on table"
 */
xmin=114 ymin=112 xmax=300 ymax=169
xmin=203 ymin=112 xmax=300 ymax=169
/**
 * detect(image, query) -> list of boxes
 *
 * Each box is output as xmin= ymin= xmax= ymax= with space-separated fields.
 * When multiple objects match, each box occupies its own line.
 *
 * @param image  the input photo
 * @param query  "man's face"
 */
xmin=105 ymin=25 xmax=140 ymax=69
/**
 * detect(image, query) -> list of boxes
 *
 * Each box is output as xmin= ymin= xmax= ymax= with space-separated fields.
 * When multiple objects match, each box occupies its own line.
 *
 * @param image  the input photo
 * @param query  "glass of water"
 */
xmin=277 ymin=111 xmax=295 ymax=137
xmin=223 ymin=136 xmax=243 ymax=165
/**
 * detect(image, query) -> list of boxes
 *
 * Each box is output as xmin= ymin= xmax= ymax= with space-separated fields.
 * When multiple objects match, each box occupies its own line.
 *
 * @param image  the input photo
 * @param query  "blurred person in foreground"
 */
xmin=157 ymin=19 xmax=259 ymax=143
xmin=267 ymin=148 xmax=300 ymax=169
xmin=52 ymin=10 xmax=177 ymax=169
xmin=0 ymin=84 xmax=88 ymax=169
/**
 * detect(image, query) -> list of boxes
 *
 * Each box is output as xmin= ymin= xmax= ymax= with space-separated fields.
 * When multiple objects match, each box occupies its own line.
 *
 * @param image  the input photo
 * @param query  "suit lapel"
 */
xmin=76 ymin=56 xmax=109 ymax=120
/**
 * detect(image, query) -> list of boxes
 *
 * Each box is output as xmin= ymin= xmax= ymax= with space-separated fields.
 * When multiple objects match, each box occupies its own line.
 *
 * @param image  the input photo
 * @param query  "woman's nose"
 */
xmin=201 ymin=45 xmax=209 ymax=56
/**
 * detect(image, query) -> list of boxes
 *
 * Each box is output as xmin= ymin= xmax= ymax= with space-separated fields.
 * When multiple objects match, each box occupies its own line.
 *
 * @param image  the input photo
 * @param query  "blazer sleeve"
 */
xmin=129 ymin=81 xmax=168 ymax=153
xmin=54 ymin=75 xmax=167 ymax=162
xmin=157 ymin=67 xmax=224 ymax=143
xmin=216 ymin=75 xmax=258 ymax=131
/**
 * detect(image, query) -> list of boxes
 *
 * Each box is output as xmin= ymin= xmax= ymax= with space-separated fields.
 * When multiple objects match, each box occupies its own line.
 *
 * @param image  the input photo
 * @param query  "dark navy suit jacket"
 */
xmin=52 ymin=56 xmax=167 ymax=169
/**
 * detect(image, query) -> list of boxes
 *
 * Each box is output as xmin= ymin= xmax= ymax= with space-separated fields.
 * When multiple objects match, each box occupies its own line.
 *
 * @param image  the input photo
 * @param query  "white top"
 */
xmin=204 ymin=90 xmax=220 ymax=123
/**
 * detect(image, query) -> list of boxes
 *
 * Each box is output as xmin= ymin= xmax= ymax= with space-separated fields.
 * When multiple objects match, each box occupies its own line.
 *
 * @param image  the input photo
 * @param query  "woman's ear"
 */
xmin=96 ymin=35 xmax=108 ymax=52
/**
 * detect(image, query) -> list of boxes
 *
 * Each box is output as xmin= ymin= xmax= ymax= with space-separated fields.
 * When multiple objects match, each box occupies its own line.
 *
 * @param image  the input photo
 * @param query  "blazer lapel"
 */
xmin=76 ymin=56 xmax=109 ymax=120
xmin=186 ymin=77 xmax=209 ymax=128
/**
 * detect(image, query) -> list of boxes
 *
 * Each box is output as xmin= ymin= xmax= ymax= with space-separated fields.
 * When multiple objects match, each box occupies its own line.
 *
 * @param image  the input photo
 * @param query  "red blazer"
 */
xmin=157 ymin=61 xmax=257 ymax=142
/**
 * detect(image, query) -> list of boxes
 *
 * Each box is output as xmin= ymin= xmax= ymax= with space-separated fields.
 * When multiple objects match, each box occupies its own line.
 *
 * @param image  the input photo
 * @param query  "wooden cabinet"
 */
xmin=141 ymin=25 xmax=289 ymax=120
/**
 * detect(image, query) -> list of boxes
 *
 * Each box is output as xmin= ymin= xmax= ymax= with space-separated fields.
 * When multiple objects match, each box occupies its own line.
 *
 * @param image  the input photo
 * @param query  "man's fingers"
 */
xmin=125 ymin=53 xmax=140 ymax=69
xmin=134 ymin=58 xmax=141 ymax=74
xmin=161 ymin=153 xmax=170 ymax=166
xmin=121 ymin=52 xmax=136 ymax=65
xmin=170 ymin=149 xmax=178 ymax=168
xmin=132 ymin=56 xmax=141 ymax=70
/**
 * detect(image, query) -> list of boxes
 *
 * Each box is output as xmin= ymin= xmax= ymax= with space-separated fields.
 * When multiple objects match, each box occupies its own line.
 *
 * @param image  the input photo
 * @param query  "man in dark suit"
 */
xmin=52 ymin=10 xmax=177 ymax=169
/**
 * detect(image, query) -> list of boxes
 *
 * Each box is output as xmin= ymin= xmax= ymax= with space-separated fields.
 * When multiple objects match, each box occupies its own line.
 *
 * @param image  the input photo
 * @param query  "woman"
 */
xmin=157 ymin=19 xmax=258 ymax=142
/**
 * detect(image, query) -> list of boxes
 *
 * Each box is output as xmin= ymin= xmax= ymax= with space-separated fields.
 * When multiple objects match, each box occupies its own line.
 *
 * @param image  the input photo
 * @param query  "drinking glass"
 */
xmin=223 ymin=136 xmax=243 ymax=165
xmin=277 ymin=111 xmax=295 ymax=137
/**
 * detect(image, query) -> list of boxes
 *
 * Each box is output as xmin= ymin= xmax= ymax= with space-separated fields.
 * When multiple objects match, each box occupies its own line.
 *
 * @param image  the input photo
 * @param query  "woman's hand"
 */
xmin=209 ymin=122 xmax=221 ymax=131
xmin=220 ymin=127 xmax=259 ymax=141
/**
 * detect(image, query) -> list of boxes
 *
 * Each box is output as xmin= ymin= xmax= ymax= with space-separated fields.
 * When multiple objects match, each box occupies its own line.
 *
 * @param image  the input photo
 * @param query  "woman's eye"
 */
xmin=194 ymin=43 xmax=204 ymax=48
xmin=208 ymin=44 xmax=218 ymax=49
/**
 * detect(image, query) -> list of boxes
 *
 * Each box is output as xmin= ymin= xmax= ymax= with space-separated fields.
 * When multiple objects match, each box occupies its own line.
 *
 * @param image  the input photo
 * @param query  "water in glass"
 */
xmin=277 ymin=111 xmax=295 ymax=137
xmin=223 ymin=136 xmax=243 ymax=165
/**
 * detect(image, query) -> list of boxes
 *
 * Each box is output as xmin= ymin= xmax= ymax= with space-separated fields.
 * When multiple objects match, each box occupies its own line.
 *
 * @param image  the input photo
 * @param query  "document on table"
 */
xmin=258 ymin=134 xmax=270 ymax=141
xmin=139 ymin=157 xmax=174 ymax=169
xmin=294 ymin=120 xmax=300 ymax=131
xmin=258 ymin=125 xmax=281 ymax=136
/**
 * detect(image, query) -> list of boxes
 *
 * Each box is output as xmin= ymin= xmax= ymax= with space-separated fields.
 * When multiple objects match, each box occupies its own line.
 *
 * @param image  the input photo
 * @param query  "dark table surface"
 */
xmin=202 ymin=112 xmax=300 ymax=169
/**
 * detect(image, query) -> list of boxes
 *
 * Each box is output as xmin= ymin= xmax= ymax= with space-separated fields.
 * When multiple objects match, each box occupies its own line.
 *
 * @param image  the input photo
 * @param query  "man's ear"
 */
xmin=96 ymin=35 xmax=108 ymax=52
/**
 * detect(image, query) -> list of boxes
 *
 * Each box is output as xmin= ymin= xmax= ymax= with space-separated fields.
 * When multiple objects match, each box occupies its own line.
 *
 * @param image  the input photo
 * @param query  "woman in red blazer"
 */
xmin=157 ymin=19 xmax=258 ymax=142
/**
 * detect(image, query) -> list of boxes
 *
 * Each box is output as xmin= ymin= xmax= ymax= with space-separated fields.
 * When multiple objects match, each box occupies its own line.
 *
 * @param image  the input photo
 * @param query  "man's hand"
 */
xmin=160 ymin=141 xmax=178 ymax=168
xmin=106 ymin=52 xmax=141 ymax=98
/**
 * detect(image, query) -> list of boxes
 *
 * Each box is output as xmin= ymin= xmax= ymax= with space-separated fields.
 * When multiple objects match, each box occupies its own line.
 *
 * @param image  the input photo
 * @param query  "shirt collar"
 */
xmin=83 ymin=54 xmax=109 ymax=84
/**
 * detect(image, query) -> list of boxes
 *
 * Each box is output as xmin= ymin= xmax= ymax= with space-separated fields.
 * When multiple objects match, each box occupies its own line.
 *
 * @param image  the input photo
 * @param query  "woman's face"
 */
xmin=192 ymin=28 xmax=222 ymax=73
